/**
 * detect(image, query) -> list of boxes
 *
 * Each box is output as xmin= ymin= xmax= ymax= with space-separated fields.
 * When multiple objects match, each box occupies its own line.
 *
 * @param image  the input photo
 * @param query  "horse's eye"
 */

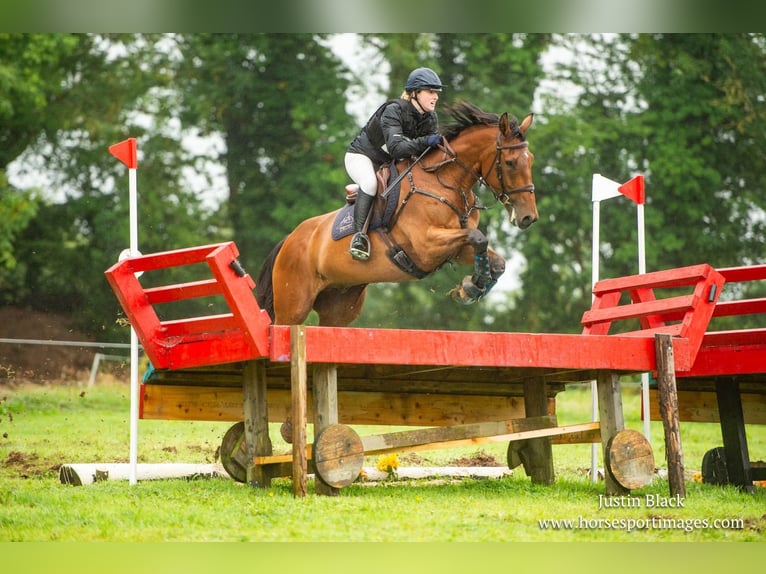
xmin=505 ymin=160 xmax=516 ymax=169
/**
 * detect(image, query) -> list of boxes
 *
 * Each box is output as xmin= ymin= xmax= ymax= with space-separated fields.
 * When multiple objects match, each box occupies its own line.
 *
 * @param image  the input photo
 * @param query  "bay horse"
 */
xmin=255 ymin=101 xmax=537 ymax=326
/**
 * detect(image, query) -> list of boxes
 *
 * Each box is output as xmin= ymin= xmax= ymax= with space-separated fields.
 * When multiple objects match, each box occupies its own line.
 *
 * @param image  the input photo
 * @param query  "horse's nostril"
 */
xmin=520 ymin=215 xmax=537 ymax=229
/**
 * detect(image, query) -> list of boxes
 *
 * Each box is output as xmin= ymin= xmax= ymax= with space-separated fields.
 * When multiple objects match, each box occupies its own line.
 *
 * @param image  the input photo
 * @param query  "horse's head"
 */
xmin=488 ymin=112 xmax=537 ymax=230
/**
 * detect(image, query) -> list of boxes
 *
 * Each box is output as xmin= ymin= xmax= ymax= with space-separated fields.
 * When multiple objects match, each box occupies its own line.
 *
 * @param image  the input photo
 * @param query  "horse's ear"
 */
xmin=499 ymin=112 xmax=510 ymax=136
xmin=520 ymin=113 xmax=534 ymax=134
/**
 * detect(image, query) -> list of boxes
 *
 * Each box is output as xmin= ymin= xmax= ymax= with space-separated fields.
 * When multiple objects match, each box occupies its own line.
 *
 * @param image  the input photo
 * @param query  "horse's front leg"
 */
xmin=449 ymin=229 xmax=506 ymax=305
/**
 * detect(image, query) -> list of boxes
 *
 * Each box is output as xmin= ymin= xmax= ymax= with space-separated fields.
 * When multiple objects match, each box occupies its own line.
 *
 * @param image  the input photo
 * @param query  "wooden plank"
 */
xmin=592 ymin=264 xmax=714 ymax=294
xmin=717 ymin=264 xmax=766 ymax=282
xmin=268 ymin=326 xmax=676 ymax=371
xmin=596 ymin=371 xmax=628 ymax=496
xmin=312 ymin=364 xmax=339 ymax=496
xmin=206 ymin=242 xmax=271 ymax=357
xmin=682 ymin=337 xmax=766 ymax=377
xmin=647 ymin=389 xmax=766 ymax=424
xmin=713 ymin=298 xmax=766 ymax=318
xmin=523 ymin=377 xmax=554 ymax=484
xmin=243 ymin=359 xmax=272 ymax=488
xmin=116 ymin=242 xmax=233 ymax=272
xmin=655 ymin=333 xmax=686 ymax=498
xmin=253 ymin=422 xmax=601 ymax=465
xmin=143 ymin=279 xmax=221 ymax=304
xmin=157 ymin=332 xmax=257 ymax=370
xmin=715 ymin=379 xmax=755 ymax=493
xmin=139 ymin=383 xmax=540 ymax=426
xmin=290 ymin=325 xmax=307 ymax=498
xmin=581 ymin=294 xmax=695 ymax=327
xmin=160 ymin=314 xmax=239 ymax=337
xmin=360 ymin=416 xmax=556 ymax=453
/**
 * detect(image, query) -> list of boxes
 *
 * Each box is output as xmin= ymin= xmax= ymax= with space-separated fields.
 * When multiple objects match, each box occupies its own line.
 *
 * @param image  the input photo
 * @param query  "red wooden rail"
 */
xmin=679 ymin=264 xmax=766 ymax=378
xmin=104 ymin=243 xmax=732 ymax=375
xmin=104 ymin=242 xmax=271 ymax=369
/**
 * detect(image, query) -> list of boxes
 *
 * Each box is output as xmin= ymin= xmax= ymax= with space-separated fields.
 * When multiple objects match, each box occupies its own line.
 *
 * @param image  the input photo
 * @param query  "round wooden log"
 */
xmin=701 ymin=446 xmax=729 ymax=485
xmin=605 ymin=429 xmax=655 ymax=490
xmin=507 ymin=440 xmax=530 ymax=472
xmin=280 ymin=420 xmax=293 ymax=443
xmin=220 ymin=421 xmax=248 ymax=483
xmin=313 ymin=424 xmax=364 ymax=488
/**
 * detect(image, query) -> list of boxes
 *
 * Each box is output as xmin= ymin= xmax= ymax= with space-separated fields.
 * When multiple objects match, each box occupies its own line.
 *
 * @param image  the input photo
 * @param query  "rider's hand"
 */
xmin=426 ymin=134 xmax=443 ymax=147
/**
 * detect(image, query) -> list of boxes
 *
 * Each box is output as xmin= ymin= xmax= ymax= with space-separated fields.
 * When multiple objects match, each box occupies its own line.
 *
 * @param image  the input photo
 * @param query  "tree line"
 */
xmin=1 ymin=33 xmax=764 ymax=341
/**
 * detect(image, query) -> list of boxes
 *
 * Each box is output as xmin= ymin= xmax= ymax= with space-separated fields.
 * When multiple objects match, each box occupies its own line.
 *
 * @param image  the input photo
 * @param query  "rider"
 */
xmin=344 ymin=67 xmax=446 ymax=260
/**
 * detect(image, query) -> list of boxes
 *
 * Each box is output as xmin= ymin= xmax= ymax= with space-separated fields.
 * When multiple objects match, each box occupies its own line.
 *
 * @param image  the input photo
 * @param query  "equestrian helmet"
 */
xmin=405 ymin=67 xmax=446 ymax=92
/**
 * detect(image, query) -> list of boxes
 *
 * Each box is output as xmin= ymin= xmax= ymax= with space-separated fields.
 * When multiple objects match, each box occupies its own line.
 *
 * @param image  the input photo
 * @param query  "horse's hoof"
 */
xmin=450 ymin=276 xmax=486 ymax=304
xmin=448 ymin=286 xmax=477 ymax=305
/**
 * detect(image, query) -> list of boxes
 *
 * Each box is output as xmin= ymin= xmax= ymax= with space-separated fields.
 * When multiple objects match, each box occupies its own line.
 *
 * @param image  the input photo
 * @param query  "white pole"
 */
xmin=637 ymin=202 xmax=651 ymax=443
xmin=590 ymin=198 xmax=601 ymax=482
xmin=128 ymin=166 xmax=139 ymax=486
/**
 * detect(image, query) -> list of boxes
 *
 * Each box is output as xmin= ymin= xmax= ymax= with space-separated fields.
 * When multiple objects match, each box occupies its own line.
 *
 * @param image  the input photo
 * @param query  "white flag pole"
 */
xmin=128 ymin=164 xmax=139 ymax=486
xmin=590 ymin=193 xmax=601 ymax=483
xmin=637 ymin=202 xmax=651 ymax=443
xmin=110 ymin=138 xmax=140 ymax=486
xmin=590 ymin=174 xmax=646 ymax=481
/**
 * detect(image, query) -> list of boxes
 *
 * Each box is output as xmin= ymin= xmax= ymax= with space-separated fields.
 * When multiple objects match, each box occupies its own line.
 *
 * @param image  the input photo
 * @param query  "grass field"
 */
xmin=1 ymin=379 xmax=764 ymax=543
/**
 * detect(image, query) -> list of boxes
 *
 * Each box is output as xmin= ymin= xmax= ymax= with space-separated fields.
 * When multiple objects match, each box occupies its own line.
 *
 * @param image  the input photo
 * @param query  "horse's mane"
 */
xmin=441 ymin=100 xmax=522 ymax=141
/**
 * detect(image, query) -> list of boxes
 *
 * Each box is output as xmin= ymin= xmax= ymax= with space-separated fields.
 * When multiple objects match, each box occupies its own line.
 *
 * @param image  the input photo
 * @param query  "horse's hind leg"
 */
xmin=312 ymin=285 xmax=368 ymax=327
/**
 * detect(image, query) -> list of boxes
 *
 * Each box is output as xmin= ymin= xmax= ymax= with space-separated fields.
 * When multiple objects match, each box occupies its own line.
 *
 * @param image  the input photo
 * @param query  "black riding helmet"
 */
xmin=405 ymin=67 xmax=446 ymax=92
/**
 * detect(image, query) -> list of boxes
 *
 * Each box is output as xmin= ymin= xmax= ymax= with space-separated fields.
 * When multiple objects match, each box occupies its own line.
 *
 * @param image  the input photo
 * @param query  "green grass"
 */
xmin=1 ymin=381 xmax=764 ymax=542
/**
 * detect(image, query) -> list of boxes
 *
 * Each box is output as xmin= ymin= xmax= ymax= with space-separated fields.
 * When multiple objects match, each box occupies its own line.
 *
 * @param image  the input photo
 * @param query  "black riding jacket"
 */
xmin=347 ymin=98 xmax=438 ymax=167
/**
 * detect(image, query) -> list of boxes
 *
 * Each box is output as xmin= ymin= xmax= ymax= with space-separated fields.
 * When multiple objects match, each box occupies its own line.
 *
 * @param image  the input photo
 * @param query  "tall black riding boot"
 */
xmin=349 ymin=192 xmax=374 ymax=260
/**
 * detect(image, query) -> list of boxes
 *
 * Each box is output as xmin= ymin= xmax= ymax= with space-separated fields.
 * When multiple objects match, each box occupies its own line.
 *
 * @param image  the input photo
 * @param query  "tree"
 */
xmin=1 ymin=34 xmax=216 ymax=338
xmin=509 ymin=33 xmax=766 ymax=335
xmin=173 ymin=34 xmax=357 ymax=274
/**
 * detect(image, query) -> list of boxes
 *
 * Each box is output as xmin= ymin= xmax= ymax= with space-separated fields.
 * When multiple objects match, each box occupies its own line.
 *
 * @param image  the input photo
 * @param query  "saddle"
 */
xmin=344 ymin=164 xmax=391 ymax=204
xmin=331 ymin=163 xmax=400 ymax=241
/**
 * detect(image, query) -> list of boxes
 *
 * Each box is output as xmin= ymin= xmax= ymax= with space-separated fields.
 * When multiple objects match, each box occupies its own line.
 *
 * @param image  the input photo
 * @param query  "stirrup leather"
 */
xmin=349 ymin=232 xmax=370 ymax=260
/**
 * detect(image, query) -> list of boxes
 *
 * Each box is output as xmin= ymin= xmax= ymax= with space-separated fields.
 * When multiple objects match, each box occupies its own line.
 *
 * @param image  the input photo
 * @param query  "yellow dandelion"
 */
xmin=376 ymin=453 xmax=400 ymax=480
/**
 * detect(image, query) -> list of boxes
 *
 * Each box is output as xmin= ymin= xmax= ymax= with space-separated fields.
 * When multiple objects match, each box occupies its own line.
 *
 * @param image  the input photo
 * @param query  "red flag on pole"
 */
xmin=618 ymin=175 xmax=645 ymax=205
xmin=109 ymin=138 xmax=137 ymax=169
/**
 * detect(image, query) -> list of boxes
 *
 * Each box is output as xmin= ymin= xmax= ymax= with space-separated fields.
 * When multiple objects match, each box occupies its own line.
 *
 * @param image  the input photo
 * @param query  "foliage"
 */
xmin=172 ymin=33 xmax=357 ymax=272
xmin=2 ymin=33 xmax=766 ymax=339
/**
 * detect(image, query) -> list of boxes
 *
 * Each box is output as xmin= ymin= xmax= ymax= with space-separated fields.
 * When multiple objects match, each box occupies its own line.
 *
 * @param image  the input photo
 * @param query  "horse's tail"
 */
xmin=254 ymin=238 xmax=285 ymax=322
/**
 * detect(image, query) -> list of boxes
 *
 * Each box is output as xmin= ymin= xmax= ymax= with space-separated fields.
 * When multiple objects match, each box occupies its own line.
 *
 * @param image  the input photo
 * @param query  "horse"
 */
xmin=255 ymin=101 xmax=537 ymax=327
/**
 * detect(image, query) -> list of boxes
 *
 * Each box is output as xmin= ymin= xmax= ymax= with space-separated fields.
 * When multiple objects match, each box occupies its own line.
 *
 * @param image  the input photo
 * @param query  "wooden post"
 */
xmin=655 ymin=333 xmax=686 ymax=498
xmin=596 ymin=370 xmax=629 ymax=496
xmin=313 ymin=364 xmax=339 ymax=496
xmin=243 ymin=359 xmax=273 ymax=488
xmin=715 ymin=378 xmax=754 ymax=493
xmin=291 ymin=325 xmax=308 ymax=498
xmin=522 ymin=377 xmax=554 ymax=485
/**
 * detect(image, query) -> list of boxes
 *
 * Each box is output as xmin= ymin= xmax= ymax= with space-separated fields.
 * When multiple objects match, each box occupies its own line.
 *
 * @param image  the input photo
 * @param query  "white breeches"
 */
xmin=344 ymin=152 xmax=378 ymax=197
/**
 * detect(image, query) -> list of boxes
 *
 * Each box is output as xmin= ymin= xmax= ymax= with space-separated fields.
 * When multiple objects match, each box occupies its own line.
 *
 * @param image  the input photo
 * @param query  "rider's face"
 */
xmin=416 ymin=89 xmax=440 ymax=113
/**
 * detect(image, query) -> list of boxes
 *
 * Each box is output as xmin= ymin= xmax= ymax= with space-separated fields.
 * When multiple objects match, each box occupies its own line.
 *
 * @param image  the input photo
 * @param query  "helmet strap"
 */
xmin=411 ymin=90 xmax=426 ymax=114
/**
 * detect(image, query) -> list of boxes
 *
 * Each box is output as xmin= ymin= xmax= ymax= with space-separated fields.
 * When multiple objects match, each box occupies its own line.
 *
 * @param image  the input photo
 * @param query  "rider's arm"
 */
xmin=379 ymin=104 xmax=433 ymax=160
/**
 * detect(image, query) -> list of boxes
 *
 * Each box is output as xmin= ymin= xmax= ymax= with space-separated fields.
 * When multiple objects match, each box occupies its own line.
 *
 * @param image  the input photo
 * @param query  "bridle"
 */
xmin=484 ymin=133 xmax=535 ymax=205
xmin=421 ymin=127 xmax=535 ymax=208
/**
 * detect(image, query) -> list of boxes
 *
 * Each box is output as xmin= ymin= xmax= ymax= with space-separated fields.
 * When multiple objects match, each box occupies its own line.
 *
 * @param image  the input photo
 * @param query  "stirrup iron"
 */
xmin=350 ymin=232 xmax=370 ymax=261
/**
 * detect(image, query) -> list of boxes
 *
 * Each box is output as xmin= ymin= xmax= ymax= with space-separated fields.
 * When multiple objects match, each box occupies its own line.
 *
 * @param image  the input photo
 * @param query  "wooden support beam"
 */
xmin=291 ymin=325 xmax=308 ymax=498
xmin=596 ymin=370 xmax=629 ymax=496
xmin=655 ymin=333 xmax=686 ymax=498
xmin=313 ymin=364 xmax=339 ymax=496
xmin=523 ymin=377 xmax=554 ymax=485
xmin=253 ymin=421 xmax=600 ymax=466
xmin=243 ymin=359 xmax=272 ymax=488
xmin=715 ymin=378 xmax=755 ymax=493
